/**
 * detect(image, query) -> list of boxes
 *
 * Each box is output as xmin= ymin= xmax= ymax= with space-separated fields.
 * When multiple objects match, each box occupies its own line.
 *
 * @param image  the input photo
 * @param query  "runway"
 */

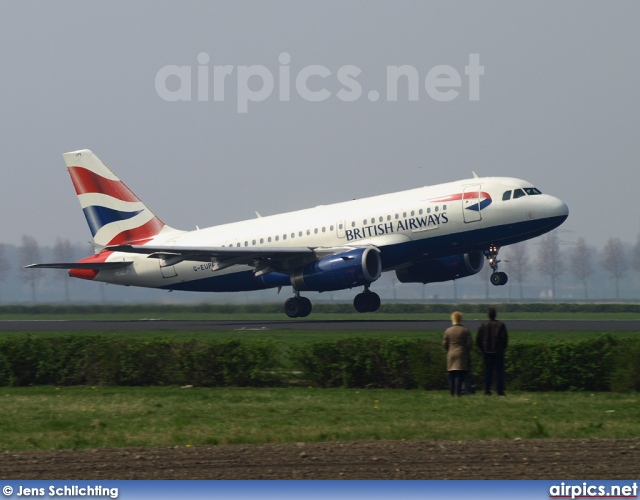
xmin=1 ymin=319 xmax=639 ymax=331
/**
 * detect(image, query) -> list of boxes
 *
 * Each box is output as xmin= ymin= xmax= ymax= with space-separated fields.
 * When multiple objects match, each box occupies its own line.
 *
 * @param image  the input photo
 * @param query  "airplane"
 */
xmin=27 ymin=149 xmax=569 ymax=317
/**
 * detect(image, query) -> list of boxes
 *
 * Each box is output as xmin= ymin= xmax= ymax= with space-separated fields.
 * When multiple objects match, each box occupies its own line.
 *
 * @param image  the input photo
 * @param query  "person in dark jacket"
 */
xmin=476 ymin=307 xmax=508 ymax=396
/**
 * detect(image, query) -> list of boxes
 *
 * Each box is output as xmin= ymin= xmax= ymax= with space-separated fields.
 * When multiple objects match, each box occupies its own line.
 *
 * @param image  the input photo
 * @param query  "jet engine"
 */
xmin=395 ymin=251 xmax=484 ymax=284
xmin=291 ymin=247 xmax=382 ymax=292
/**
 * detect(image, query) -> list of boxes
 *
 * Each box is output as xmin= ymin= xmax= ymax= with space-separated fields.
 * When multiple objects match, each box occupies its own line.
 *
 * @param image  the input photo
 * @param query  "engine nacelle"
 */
xmin=291 ymin=247 xmax=382 ymax=292
xmin=395 ymin=251 xmax=484 ymax=284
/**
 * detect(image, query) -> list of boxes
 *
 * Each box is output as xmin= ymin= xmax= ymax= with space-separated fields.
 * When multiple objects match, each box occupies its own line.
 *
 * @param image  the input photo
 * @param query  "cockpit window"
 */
xmin=513 ymin=188 xmax=526 ymax=199
xmin=524 ymin=187 xmax=542 ymax=195
xmin=502 ymin=190 xmax=512 ymax=201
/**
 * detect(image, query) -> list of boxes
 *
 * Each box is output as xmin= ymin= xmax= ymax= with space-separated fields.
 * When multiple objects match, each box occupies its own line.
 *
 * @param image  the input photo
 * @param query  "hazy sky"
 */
xmin=1 ymin=1 xmax=639 ymax=252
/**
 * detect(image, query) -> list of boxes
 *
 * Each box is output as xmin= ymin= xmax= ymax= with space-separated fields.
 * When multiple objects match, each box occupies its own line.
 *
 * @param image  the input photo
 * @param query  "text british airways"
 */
xmin=346 ymin=213 xmax=449 ymax=241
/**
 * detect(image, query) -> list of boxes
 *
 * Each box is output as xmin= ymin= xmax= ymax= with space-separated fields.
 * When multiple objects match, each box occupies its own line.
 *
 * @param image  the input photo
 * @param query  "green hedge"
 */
xmin=0 ymin=334 xmax=638 ymax=391
xmin=293 ymin=338 xmax=445 ymax=389
xmin=0 ymin=336 xmax=282 ymax=387
xmin=505 ymin=336 xmax=617 ymax=391
xmin=294 ymin=335 xmax=639 ymax=392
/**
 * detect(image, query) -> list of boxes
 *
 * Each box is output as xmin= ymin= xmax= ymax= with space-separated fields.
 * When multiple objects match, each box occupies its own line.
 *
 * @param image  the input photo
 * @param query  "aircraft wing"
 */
xmin=107 ymin=244 xmax=362 ymax=276
xmin=24 ymin=262 xmax=133 ymax=270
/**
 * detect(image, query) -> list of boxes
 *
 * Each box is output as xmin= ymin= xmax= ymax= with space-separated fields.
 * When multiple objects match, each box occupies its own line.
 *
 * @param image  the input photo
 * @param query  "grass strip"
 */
xmin=0 ymin=387 xmax=637 ymax=451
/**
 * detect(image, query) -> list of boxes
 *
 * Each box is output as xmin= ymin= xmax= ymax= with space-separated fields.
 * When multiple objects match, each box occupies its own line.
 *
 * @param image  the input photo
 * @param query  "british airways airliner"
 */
xmin=28 ymin=149 xmax=568 ymax=317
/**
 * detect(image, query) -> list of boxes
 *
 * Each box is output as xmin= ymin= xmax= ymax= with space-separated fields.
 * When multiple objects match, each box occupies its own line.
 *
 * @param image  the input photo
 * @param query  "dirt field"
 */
xmin=1 ymin=439 xmax=638 ymax=479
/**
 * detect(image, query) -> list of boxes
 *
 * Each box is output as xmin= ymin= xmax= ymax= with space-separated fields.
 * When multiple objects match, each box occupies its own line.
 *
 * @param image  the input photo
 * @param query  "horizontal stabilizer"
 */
xmin=24 ymin=262 xmax=133 ymax=270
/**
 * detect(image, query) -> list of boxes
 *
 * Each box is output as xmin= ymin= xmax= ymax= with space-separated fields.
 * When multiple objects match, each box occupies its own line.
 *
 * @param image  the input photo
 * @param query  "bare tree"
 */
xmin=601 ymin=238 xmax=629 ymax=300
xmin=19 ymin=235 xmax=42 ymax=303
xmin=53 ymin=237 xmax=74 ymax=302
xmin=0 ymin=244 xmax=10 ymax=302
xmin=569 ymin=238 xmax=595 ymax=300
xmin=506 ymin=242 xmax=529 ymax=300
xmin=536 ymin=231 xmax=564 ymax=299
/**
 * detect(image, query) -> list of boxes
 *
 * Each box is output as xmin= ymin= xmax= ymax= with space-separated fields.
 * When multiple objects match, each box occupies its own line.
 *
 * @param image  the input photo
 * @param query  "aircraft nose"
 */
xmin=545 ymin=196 xmax=569 ymax=221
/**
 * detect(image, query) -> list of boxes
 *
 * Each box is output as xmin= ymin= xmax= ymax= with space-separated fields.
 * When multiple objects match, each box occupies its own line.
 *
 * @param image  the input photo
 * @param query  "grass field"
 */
xmin=0 ymin=386 xmax=638 ymax=451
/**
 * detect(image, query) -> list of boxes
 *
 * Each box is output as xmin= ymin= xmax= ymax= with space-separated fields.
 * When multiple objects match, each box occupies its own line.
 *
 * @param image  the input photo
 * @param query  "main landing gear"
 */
xmin=284 ymin=293 xmax=312 ymax=318
xmin=485 ymin=244 xmax=508 ymax=286
xmin=353 ymin=286 xmax=381 ymax=313
xmin=284 ymin=287 xmax=381 ymax=318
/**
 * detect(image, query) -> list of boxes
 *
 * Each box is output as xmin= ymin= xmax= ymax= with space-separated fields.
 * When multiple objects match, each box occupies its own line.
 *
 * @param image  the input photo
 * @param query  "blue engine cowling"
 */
xmin=395 ymin=251 xmax=484 ymax=284
xmin=291 ymin=247 xmax=382 ymax=292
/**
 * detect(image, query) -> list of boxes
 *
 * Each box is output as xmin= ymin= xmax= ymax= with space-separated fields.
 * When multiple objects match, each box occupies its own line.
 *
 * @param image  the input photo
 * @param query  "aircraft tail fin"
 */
xmin=64 ymin=149 xmax=174 ymax=247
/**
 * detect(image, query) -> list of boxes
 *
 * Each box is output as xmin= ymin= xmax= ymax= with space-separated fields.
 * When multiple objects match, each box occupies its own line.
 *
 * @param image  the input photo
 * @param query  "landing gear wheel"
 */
xmin=490 ymin=271 xmax=508 ymax=286
xmin=284 ymin=296 xmax=313 ymax=318
xmin=353 ymin=291 xmax=381 ymax=313
xmin=369 ymin=292 xmax=381 ymax=312
xmin=298 ymin=297 xmax=312 ymax=318
xmin=284 ymin=298 xmax=301 ymax=318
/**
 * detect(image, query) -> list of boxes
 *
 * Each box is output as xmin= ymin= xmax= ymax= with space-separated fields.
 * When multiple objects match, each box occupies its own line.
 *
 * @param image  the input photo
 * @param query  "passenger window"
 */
xmin=283 ymin=234 xmax=287 ymax=240
xmin=435 ymin=206 xmax=439 ymax=212
xmin=387 ymin=215 xmax=391 ymax=221
xmin=268 ymin=237 xmax=272 ymax=243
xmin=351 ymin=221 xmax=356 ymax=227
xmin=330 ymin=225 xmax=334 ymax=231
xmin=502 ymin=191 xmax=512 ymax=201
xmin=252 ymin=240 xmax=256 ymax=245
xmin=314 ymin=228 xmax=318 ymax=234
xmin=260 ymin=238 xmax=264 ymax=244
xmin=443 ymin=204 xmax=447 ymax=210
xmin=513 ymin=189 xmax=525 ymax=199
xmin=275 ymin=236 xmax=279 ymax=241
xmin=427 ymin=208 xmax=431 ymax=214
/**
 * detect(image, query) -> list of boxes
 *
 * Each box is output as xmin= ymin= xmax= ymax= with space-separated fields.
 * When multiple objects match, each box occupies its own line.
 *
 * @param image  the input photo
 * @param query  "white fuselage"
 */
xmin=92 ymin=176 xmax=568 ymax=292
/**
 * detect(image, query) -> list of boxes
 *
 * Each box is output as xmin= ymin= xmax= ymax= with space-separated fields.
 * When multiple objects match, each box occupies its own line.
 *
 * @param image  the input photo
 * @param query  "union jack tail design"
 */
xmin=64 ymin=149 xmax=173 ymax=247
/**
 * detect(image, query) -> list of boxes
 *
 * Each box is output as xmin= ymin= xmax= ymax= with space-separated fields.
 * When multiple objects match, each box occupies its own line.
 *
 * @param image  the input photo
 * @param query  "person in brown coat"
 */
xmin=442 ymin=311 xmax=472 ymax=396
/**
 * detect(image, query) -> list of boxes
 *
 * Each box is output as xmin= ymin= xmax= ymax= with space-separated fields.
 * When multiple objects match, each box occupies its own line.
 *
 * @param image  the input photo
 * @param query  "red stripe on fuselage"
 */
xmin=427 ymin=192 xmax=491 ymax=202
xmin=68 ymin=167 xmax=140 ymax=202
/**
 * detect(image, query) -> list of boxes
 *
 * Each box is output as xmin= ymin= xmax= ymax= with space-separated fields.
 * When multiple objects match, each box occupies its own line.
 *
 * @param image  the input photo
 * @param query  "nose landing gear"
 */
xmin=485 ymin=244 xmax=508 ymax=286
